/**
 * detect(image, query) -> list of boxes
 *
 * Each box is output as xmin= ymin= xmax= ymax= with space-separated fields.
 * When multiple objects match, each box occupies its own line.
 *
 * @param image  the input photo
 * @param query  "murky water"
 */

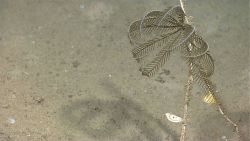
xmin=0 ymin=0 xmax=249 ymax=141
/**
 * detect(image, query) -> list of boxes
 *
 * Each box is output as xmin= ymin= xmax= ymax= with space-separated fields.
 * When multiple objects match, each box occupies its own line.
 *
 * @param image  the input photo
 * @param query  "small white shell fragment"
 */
xmin=165 ymin=113 xmax=182 ymax=123
xmin=221 ymin=135 xmax=228 ymax=141
xmin=80 ymin=4 xmax=85 ymax=10
xmin=7 ymin=117 xmax=16 ymax=124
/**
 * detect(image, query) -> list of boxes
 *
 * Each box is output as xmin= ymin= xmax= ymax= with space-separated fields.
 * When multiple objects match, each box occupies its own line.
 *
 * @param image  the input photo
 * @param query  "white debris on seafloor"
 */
xmin=165 ymin=113 xmax=182 ymax=123
xmin=7 ymin=117 xmax=16 ymax=124
xmin=80 ymin=4 xmax=85 ymax=10
xmin=221 ymin=135 xmax=228 ymax=141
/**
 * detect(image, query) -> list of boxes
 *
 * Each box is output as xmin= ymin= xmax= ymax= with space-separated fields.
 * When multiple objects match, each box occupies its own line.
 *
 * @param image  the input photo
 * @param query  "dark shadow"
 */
xmin=59 ymin=78 xmax=179 ymax=141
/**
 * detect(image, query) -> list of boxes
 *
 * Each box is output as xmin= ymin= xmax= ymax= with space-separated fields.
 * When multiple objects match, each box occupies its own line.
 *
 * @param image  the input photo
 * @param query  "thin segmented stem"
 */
xmin=216 ymin=99 xmax=241 ymax=141
xmin=179 ymin=0 xmax=192 ymax=141
xmin=178 ymin=1 xmax=241 ymax=141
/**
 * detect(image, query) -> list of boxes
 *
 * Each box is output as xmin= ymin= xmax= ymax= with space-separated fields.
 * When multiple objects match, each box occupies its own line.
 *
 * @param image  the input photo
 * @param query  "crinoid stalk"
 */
xmin=128 ymin=2 xmax=241 ymax=141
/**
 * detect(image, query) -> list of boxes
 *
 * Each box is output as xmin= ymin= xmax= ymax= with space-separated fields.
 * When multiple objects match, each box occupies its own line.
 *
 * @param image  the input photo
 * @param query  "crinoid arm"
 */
xmin=128 ymin=6 xmax=195 ymax=77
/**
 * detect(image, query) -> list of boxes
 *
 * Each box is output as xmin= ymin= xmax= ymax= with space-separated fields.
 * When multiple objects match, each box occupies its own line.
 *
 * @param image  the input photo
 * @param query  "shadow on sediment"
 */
xmin=59 ymin=79 xmax=179 ymax=141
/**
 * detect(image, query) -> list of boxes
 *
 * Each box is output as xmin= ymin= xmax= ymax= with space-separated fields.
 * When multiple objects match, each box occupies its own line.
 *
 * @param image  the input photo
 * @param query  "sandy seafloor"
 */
xmin=0 ymin=0 xmax=249 ymax=141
